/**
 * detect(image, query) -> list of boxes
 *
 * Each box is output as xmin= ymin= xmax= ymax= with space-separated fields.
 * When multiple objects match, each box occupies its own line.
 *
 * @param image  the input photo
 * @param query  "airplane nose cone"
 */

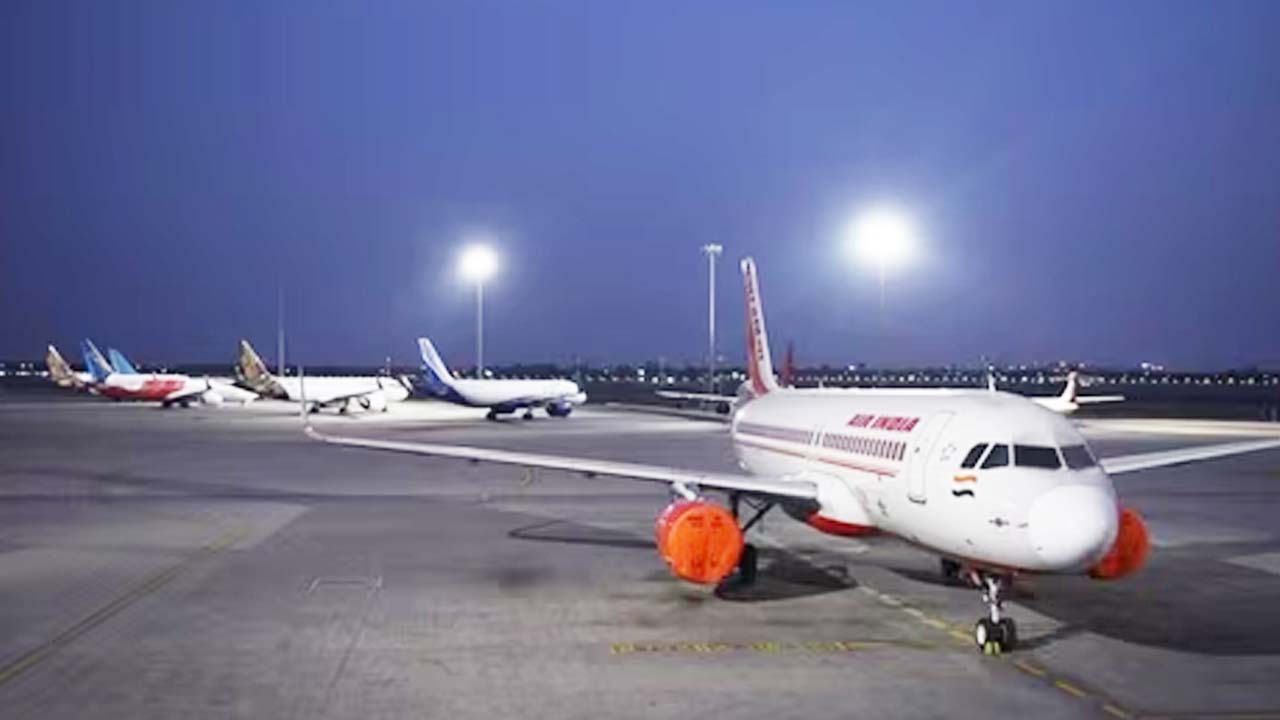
xmin=1029 ymin=485 xmax=1118 ymax=571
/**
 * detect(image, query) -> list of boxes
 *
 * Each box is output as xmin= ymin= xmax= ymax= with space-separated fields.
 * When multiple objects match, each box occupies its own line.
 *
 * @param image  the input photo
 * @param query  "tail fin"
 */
xmin=237 ymin=339 xmax=277 ymax=390
xmin=740 ymin=257 xmax=779 ymax=396
xmin=80 ymin=339 xmax=113 ymax=383
xmin=987 ymin=368 xmax=997 ymax=392
xmin=781 ymin=341 xmax=797 ymax=388
xmin=108 ymin=348 xmax=138 ymax=374
xmin=1060 ymin=370 xmax=1079 ymax=403
xmin=417 ymin=337 xmax=458 ymax=394
xmin=46 ymin=345 xmax=83 ymax=388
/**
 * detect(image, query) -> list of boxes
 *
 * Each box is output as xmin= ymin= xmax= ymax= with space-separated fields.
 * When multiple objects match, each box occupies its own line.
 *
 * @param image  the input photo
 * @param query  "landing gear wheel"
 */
xmin=970 ymin=572 xmax=1016 ymax=654
xmin=974 ymin=619 xmax=1001 ymax=655
xmin=997 ymin=618 xmax=1018 ymax=651
xmin=523 ymin=411 xmax=535 ymax=420
xmin=485 ymin=409 xmax=498 ymax=421
xmin=737 ymin=543 xmax=758 ymax=586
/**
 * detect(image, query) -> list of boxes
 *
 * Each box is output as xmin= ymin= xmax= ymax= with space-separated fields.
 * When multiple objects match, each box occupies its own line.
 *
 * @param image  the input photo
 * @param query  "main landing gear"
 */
xmin=969 ymin=570 xmax=1017 ymax=654
xmin=727 ymin=493 xmax=774 ymax=586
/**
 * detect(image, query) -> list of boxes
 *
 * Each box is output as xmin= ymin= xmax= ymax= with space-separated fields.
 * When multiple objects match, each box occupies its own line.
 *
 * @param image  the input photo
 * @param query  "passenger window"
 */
xmin=981 ymin=444 xmax=1009 ymax=469
xmin=1014 ymin=445 xmax=1062 ymax=469
xmin=1061 ymin=445 xmax=1097 ymax=469
xmin=960 ymin=444 xmax=988 ymax=468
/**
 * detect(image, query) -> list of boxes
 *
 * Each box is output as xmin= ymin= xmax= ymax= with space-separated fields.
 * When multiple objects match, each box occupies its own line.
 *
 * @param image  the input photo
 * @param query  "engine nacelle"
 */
xmin=1089 ymin=507 xmax=1150 ymax=580
xmin=359 ymin=392 xmax=388 ymax=412
xmin=546 ymin=401 xmax=573 ymax=417
xmin=201 ymin=390 xmax=224 ymax=407
xmin=654 ymin=500 xmax=743 ymax=584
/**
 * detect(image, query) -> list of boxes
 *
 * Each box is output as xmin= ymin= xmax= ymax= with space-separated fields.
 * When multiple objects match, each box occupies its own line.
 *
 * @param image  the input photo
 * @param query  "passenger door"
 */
xmin=906 ymin=412 xmax=954 ymax=504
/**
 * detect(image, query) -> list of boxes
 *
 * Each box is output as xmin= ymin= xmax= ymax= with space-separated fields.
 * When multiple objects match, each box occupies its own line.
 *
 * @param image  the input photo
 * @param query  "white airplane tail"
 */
xmin=740 ymin=257 xmax=779 ymax=396
xmin=1060 ymin=370 xmax=1079 ymax=403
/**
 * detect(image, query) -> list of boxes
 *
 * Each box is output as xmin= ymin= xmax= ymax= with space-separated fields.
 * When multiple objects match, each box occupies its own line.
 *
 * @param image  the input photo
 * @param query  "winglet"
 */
xmin=740 ymin=258 xmax=779 ymax=396
xmin=1061 ymin=370 xmax=1079 ymax=403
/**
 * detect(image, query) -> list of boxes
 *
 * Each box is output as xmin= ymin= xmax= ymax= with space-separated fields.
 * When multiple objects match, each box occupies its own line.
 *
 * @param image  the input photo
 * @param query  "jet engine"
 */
xmin=1089 ymin=507 xmax=1150 ymax=580
xmin=200 ymin=390 xmax=224 ymax=407
xmin=654 ymin=499 xmax=743 ymax=584
xmin=358 ymin=392 xmax=388 ymax=413
xmin=546 ymin=401 xmax=573 ymax=418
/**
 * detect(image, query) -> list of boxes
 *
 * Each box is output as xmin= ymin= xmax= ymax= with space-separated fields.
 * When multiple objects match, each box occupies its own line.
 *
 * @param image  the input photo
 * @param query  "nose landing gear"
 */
xmin=970 ymin=571 xmax=1017 ymax=654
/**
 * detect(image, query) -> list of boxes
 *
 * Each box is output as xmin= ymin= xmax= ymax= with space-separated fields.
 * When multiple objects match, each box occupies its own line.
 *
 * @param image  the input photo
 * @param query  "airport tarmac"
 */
xmin=1 ymin=397 xmax=1279 ymax=719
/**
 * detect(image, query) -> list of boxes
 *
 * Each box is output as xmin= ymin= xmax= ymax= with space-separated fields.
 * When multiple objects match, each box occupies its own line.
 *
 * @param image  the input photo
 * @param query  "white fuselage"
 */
xmin=277 ymin=375 xmax=410 ymax=406
xmin=446 ymin=377 xmax=585 ymax=408
xmin=731 ymin=388 xmax=1119 ymax=574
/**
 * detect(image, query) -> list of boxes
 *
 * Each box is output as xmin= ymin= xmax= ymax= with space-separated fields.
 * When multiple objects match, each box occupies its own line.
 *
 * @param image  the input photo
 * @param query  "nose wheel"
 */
xmin=969 ymin=571 xmax=1017 ymax=654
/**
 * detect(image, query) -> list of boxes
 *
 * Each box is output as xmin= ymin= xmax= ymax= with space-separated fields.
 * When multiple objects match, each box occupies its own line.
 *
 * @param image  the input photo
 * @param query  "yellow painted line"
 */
xmin=1102 ymin=704 xmax=1132 ymax=719
xmin=948 ymin=629 xmax=970 ymax=642
xmin=1054 ymin=679 xmax=1090 ymax=699
xmin=922 ymin=617 xmax=948 ymax=630
xmin=1012 ymin=659 xmax=1048 ymax=678
xmin=0 ymin=526 xmax=242 ymax=688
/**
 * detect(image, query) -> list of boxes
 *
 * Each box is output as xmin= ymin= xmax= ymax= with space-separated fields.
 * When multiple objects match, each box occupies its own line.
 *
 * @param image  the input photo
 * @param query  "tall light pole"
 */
xmin=702 ymin=243 xmax=722 ymax=394
xmin=458 ymin=243 xmax=498 ymax=378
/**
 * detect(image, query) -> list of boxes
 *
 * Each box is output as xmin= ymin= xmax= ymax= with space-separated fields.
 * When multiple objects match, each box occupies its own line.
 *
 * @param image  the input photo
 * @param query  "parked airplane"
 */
xmin=237 ymin=339 xmax=409 ymax=413
xmin=987 ymin=369 xmax=1125 ymax=414
xmin=415 ymin=337 xmax=587 ymax=420
xmin=106 ymin=347 xmax=258 ymax=406
xmin=72 ymin=339 xmax=221 ymax=407
xmin=306 ymin=258 xmax=1280 ymax=654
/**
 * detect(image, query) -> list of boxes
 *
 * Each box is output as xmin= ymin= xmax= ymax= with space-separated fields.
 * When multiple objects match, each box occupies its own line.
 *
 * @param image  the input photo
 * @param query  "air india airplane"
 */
xmin=305 ymin=258 xmax=1280 ymax=654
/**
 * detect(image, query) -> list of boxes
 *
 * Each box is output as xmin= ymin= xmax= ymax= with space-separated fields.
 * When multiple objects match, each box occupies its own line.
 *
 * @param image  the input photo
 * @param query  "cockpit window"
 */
xmin=960 ymin=444 xmax=988 ymax=469
xmin=1014 ymin=445 xmax=1062 ymax=469
xmin=1060 ymin=444 xmax=1097 ymax=469
xmin=981 ymin=444 xmax=1009 ymax=469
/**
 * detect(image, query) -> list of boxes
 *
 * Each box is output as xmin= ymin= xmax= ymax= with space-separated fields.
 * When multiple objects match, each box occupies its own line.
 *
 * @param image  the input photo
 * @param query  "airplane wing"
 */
xmin=1074 ymin=395 xmax=1126 ymax=405
xmin=1100 ymin=438 xmax=1280 ymax=475
xmin=304 ymin=425 xmax=818 ymax=500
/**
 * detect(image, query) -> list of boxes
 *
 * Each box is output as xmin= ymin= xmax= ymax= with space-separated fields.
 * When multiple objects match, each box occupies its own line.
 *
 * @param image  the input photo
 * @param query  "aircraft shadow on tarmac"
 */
xmin=509 ymin=519 xmax=855 ymax=602
xmin=889 ymin=541 xmax=1280 ymax=655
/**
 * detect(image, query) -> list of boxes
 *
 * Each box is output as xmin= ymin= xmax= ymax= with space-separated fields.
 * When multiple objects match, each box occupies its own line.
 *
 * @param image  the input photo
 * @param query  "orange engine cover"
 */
xmin=654 ymin=500 xmax=744 ymax=584
xmin=1089 ymin=507 xmax=1151 ymax=580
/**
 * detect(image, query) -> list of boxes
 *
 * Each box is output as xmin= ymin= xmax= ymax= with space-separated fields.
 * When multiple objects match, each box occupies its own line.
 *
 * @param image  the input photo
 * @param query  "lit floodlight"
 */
xmin=848 ymin=208 xmax=916 ymax=271
xmin=458 ymin=243 xmax=498 ymax=284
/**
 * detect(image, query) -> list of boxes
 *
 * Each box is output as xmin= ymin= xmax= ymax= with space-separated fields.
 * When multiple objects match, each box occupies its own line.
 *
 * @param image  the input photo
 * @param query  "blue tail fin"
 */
xmin=416 ymin=337 xmax=458 ymax=396
xmin=80 ymin=339 xmax=113 ymax=383
xmin=108 ymin=348 xmax=138 ymax=374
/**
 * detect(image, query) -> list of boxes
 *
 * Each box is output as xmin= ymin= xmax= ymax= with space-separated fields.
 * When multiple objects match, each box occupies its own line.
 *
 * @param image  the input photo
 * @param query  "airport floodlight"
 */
xmin=458 ymin=242 xmax=499 ymax=377
xmin=846 ymin=207 xmax=917 ymax=309
xmin=459 ymin=243 xmax=499 ymax=284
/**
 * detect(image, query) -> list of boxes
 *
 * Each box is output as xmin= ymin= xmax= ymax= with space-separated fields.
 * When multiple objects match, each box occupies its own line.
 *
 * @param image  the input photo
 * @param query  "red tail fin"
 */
xmin=740 ymin=258 xmax=779 ymax=396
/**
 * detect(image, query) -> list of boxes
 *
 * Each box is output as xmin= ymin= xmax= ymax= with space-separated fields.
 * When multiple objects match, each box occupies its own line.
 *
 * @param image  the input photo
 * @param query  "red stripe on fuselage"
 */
xmin=100 ymin=377 xmax=185 ymax=401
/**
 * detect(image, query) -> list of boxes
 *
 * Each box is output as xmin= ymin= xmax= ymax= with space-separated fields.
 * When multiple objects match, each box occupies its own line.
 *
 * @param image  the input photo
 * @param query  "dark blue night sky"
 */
xmin=2 ymin=1 xmax=1278 ymax=369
